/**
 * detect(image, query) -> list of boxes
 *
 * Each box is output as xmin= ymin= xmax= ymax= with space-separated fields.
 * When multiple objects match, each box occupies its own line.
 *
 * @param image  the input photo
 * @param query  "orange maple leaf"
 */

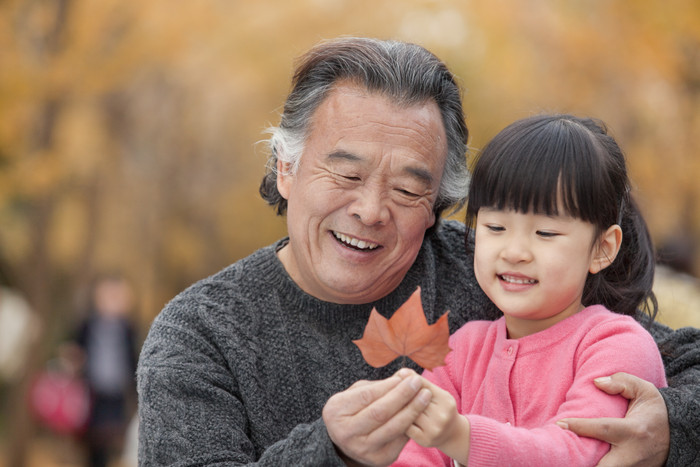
xmin=352 ymin=287 xmax=451 ymax=370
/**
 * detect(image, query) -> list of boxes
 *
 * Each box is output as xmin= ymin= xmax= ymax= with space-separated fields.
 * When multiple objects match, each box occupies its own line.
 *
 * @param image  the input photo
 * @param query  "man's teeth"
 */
xmin=500 ymin=275 xmax=537 ymax=284
xmin=334 ymin=232 xmax=378 ymax=250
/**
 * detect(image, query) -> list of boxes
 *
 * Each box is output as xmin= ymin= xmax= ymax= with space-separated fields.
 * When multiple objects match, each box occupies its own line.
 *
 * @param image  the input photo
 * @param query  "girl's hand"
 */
xmin=405 ymin=377 xmax=471 ymax=463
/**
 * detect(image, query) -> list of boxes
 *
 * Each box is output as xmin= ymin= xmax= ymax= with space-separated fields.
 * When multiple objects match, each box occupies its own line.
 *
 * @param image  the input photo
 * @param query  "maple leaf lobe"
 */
xmin=352 ymin=287 xmax=451 ymax=370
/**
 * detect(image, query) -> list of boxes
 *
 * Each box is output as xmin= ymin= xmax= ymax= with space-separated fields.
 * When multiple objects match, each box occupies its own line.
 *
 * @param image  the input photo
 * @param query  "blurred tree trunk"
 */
xmin=6 ymin=0 xmax=72 ymax=463
xmin=7 ymin=195 xmax=56 ymax=467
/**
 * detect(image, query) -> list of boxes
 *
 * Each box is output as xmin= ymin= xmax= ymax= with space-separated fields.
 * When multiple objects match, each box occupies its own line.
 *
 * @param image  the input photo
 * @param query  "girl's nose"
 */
xmin=500 ymin=237 xmax=533 ymax=264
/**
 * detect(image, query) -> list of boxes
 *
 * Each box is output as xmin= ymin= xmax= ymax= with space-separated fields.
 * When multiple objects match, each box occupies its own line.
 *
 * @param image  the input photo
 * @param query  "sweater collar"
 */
xmin=264 ymin=236 xmax=435 ymax=325
xmin=497 ymin=305 xmax=609 ymax=350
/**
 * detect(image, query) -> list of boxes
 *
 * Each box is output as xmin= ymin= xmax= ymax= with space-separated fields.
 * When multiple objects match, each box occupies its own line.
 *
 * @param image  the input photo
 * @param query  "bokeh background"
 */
xmin=1 ymin=0 xmax=699 ymax=465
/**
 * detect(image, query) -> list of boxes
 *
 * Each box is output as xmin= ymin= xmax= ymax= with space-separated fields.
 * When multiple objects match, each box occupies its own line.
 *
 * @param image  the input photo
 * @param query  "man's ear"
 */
xmin=276 ymin=158 xmax=293 ymax=200
xmin=589 ymin=224 xmax=623 ymax=274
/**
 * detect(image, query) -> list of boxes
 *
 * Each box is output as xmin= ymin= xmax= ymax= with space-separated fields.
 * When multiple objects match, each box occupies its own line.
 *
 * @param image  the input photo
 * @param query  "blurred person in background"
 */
xmin=137 ymin=37 xmax=700 ymax=466
xmin=73 ymin=273 xmax=139 ymax=467
xmin=0 ymin=286 xmax=39 ymax=384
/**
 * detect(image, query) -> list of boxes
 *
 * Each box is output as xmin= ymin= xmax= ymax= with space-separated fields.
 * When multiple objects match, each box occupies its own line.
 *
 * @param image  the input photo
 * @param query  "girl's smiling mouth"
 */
xmin=498 ymin=274 xmax=538 ymax=285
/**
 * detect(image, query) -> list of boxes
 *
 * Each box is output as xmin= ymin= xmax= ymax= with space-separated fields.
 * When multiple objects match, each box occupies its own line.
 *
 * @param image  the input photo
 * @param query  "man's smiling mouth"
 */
xmin=333 ymin=231 xmax=380 ymax=251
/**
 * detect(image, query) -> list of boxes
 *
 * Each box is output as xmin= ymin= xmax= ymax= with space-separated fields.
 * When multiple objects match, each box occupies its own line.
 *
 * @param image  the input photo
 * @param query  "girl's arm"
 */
xmin=395 ymin=318 xmax=667 ymax=467
xmin=404 ymin=377 xmax=471 ymax=465
xmin=560 ymin=322 xmax=700 ymax=466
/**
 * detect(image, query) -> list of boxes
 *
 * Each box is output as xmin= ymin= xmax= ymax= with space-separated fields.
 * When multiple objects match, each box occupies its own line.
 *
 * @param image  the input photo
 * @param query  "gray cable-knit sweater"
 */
xmin=137 ymin=220 xmax=700 ymax=466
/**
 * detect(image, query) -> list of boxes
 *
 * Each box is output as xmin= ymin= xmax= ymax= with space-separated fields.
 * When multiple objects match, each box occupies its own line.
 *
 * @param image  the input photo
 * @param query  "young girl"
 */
xmin=393 ymin=114 xmax=667 ymax=466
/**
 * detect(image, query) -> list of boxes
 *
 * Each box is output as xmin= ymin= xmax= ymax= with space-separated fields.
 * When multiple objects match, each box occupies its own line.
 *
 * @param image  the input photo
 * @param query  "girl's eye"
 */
xmin=486 ymin=225 xmax=505 ymax=232
xmin=536 ymin=231 xmax=559 ymax=238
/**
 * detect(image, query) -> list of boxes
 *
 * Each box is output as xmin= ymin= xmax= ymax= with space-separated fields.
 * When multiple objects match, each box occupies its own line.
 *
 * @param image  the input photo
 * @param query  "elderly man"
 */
xmin=138 ymin=37 xmax=699 ymax=466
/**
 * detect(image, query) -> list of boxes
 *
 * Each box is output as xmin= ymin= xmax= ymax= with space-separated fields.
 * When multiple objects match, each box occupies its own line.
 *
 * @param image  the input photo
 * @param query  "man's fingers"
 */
xmin=339 ymin=368 xmax=419 ymax=416
xmin=559 ymin=372 xmax=669 ymax=467
xmin=557 ymin=417 xmax=626 ymax=444
xmin=405 ymin=410 xmax=433 ymax=447
xmin=338 ymin=374 xmax=405 ymax=415
xmin=366 ymin=389 xmax=432 ymax=448
xmin=592 ymin=373 xmax=655 ymax=400
xmin=355 ymin=379 xmax=431 ymax=435
xmin=405 ymin=424 xmax=428 ymax=447
xmin=322 ymin=369 xmax=433 ymax=465
xmin=560 ymin=411 xmax=669 ymax=467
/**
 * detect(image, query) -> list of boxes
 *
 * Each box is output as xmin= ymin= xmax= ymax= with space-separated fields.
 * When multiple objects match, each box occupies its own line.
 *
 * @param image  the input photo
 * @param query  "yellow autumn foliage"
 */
xmin=0 ymin=0 xmax=697 ymax=333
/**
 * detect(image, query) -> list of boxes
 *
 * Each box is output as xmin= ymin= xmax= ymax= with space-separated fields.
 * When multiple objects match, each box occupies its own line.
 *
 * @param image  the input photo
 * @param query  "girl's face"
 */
xmin=474 ymin=207 xmax=612 ymax=339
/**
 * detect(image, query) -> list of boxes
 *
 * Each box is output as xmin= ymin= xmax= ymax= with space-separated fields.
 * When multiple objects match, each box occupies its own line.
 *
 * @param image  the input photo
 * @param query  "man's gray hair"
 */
xmin=259 ymin=37 xmax=469 ymax=220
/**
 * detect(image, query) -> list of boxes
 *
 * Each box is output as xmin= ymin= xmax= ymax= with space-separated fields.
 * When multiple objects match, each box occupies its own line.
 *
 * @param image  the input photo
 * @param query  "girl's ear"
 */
xmin=589 ymin=224 xmax=623 ymax=274
xmin=276 ymin=158 xmax=293 ymax=200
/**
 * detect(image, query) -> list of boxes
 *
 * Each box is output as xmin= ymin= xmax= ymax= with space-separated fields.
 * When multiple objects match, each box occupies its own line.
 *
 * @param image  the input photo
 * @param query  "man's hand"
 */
xmin=322 ymin=368 xmax=432 ymax=466
xmin=558 ymin=372 xmax=669 ymax=467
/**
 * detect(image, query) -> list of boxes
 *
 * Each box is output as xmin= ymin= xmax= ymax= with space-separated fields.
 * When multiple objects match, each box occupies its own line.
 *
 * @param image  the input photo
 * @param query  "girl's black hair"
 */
xmin=466 ymin=114 xmax=657 ymax=321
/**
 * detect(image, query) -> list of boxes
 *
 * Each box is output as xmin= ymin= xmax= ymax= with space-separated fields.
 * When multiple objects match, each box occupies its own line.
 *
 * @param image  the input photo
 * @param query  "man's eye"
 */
xmin=339 ymin=174 xmax=361 ymax=182
xmin=396 ymin=188 xmax=420 ymax=198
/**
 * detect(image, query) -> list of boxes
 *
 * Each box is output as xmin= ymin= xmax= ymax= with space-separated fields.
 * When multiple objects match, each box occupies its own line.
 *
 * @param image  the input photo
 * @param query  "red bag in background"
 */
xmin=29 ymin=369 xmax=91 ymax=436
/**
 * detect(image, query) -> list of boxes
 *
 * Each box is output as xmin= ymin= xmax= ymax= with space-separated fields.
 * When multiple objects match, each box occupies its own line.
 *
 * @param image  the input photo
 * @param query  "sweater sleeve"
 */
xmin=137 ymin=313 xmax=344 ymax=467
xmin=647 ymin=321 xmax=700 ymax=466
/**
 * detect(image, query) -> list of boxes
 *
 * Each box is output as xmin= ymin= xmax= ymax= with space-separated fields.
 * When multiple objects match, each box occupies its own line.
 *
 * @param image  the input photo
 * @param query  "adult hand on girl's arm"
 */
xmin=404 ymin=376 xmax=471 ymax=465
xmin=558 ymin=372 xmax=669 ymax=467
xmin=563 ymin=321 xmax=700 ymax=467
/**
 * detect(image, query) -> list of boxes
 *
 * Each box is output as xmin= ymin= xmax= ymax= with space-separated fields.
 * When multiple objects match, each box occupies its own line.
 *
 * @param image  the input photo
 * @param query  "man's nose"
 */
xmin=348 ymin=184 xmax=390 ymax=226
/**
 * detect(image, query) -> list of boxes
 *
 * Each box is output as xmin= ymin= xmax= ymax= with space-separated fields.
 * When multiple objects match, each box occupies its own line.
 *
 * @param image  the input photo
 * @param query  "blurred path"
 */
xmin=655 ymin=265 xmax=700 ymax=329
xmin=0 ymin=433 xmax=133 ymax=467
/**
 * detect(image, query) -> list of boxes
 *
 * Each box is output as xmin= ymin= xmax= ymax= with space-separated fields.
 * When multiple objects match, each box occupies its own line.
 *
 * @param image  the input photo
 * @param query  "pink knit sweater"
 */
xmin=394 ymin=305 xmax=667 ymax=466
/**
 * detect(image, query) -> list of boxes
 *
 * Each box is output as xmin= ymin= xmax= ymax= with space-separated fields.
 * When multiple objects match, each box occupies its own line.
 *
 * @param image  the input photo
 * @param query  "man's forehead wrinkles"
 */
xmin=368 ymin=119 xmax=436 ymax=141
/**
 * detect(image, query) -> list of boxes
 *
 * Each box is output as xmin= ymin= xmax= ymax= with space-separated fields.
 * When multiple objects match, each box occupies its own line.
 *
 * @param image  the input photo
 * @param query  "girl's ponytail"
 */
xmin=583 ymin=196 xmax=658 ymax=322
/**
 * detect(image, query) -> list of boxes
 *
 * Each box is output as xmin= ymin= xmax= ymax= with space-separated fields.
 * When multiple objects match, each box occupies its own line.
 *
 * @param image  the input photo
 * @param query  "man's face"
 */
xmin=276 ymin=83 xmax=448 ymax=304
